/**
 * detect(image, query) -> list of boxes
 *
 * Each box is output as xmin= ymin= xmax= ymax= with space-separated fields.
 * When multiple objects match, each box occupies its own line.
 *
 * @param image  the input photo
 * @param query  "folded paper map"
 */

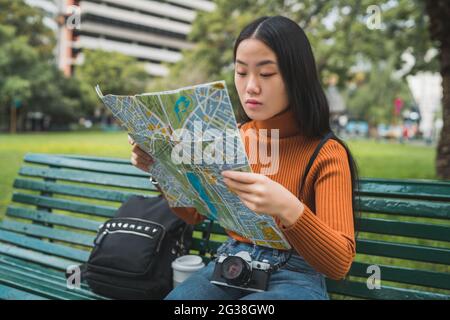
xmin=96 ymin=80 xmax=291 ymax=250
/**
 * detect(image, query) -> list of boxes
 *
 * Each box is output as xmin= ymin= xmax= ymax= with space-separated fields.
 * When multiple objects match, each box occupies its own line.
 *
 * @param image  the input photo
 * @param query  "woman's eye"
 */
xmin=235 ymin=72 xmax=276 ymax=77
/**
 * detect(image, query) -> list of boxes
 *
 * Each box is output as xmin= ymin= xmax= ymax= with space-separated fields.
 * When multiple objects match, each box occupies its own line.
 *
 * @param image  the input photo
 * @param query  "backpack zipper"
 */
xmin=96 ymin=229 xmax=154 ymax=241
xmin=95 ymin=218 xmax=166 ymax=252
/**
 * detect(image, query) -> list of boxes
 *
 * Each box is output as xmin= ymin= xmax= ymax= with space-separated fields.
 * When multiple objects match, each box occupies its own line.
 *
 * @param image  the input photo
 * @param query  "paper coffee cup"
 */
xmin=171 ymin=255 xmax=205 ymax=288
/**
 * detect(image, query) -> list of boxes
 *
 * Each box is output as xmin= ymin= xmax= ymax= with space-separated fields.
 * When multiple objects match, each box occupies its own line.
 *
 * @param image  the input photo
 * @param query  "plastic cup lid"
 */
xmin=175 ymin=255 xmax=203 ymax=266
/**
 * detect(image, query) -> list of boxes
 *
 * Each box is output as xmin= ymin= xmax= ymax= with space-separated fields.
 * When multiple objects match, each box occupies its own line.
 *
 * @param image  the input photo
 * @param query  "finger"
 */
xmin=225 ymin=184 xmax=250 ymax=196
xmin=131 ymin=154 xmax=152 ymax=168
xmin=221 ymin=170 xmax=260 ymax=184
xmin=128 ymin=135 xmax=135 ymax=145
xmin=130 ymin=154 xmax=151 ymax=167
xmin=131 ymin=156 xmax=151 ymax=173
xmin=236 ymin=191 xmax=257 ymax=204
xmin=132 ymin=151 xmax=153 ymax=165
xmin=132 ymin=145 xmax=153 ymax=162
xmin=223 ymin=177 xmax=255 ymax=193
xmin=239 ymin=196 xmax=259 ymax=212
xmin=137 ymin=163 xmax=150 ymax=173
xmin=131 ymin=154 xmax=153 ymax=166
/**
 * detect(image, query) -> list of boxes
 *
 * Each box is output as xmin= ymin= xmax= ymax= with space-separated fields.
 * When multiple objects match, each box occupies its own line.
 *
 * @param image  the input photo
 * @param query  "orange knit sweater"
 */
xmin=170 ymin=108 xmax=356 ymax=280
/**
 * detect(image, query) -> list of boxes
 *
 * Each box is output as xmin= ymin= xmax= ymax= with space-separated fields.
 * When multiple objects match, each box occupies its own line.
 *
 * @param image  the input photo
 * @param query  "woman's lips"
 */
xmin=245 ymin=100 xmax=262 ymax=110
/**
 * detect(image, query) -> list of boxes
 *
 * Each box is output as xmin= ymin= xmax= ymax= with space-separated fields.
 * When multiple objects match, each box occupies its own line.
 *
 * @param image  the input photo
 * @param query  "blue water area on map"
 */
xmin=174 ymin=95 xmax=191 ymax=122
xmin=186 ymin=172 xmax=218 ymax=221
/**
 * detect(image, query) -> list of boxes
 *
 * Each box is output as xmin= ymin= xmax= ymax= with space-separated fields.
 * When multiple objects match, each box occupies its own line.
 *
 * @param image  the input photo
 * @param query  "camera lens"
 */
xmin=221 ymin=256 xmax=251 ymax=286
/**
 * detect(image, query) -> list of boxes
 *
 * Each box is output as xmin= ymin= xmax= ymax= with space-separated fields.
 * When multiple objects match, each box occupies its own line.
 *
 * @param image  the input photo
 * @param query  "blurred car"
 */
xmin=345 ymin=121 xmax=369 ymax=137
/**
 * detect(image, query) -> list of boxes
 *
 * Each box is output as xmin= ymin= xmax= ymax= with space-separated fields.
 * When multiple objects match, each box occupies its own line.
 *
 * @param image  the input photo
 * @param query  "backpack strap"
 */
xmin=279 ymin=131 xmax=337 ymax=258
xmin=200 ymin=219 xmax=214 ymax=256
xmin=299 ymin=131 xmax=336 ymax=201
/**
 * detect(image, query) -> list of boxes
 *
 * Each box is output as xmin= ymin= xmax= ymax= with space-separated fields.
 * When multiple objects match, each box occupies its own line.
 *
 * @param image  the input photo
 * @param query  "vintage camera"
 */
xmin=210 ymin=251 xmax=272 ymax=292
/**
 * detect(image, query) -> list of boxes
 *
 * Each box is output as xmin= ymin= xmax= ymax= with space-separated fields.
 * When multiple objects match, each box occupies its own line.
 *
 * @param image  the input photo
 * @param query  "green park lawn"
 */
xmin=0 ymin=131 xmax=437 ymax=218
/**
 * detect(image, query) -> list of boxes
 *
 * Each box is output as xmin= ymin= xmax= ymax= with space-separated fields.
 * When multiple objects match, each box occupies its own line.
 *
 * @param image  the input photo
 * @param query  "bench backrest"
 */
xmin=1 ymin=153 xmax=449 ymax=300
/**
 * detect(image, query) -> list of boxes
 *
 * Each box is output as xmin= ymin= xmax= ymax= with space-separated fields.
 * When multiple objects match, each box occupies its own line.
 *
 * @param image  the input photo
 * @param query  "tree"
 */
xmin=75 ymin=50 xmax=150 ymax=118
xmin=424 ymin=0 xmax=450 ymax=179
xmin=148 ymin=0 xmax=299 ymax=113
xmin=0 ymin=0 xmax=55 ymax=59
xmin=0 ymin=12 xmax=84 ymax=131
xmin=158 ymin=0 xmax=446 ymax=176
xmin=0 ymin=25 xmax=36 ymax=132
xmin=344 ymin=59 xmax=413 ymax=125
xmin=27 ymin=62 xmax=86 ymax=127
xmin=155 ymin=0 xmax=436 ymax=111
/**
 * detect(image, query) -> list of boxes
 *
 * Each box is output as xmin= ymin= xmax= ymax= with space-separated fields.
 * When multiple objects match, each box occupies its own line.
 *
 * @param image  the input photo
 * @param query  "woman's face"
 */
xmin=234 ymin=38 xmax=289 ymax=121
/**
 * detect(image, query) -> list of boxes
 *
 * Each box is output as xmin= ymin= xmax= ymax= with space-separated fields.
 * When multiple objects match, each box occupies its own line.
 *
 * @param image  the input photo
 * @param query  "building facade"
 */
xmin=26 ymin=0 xmax=215 ymax=77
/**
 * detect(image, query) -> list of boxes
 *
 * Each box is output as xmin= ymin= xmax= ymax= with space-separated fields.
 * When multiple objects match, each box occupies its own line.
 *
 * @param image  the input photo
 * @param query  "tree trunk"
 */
xmin=437 ymin=69 xmax=450 ymax=178
xmin=424 ymin=0 xmax=450 ymax=179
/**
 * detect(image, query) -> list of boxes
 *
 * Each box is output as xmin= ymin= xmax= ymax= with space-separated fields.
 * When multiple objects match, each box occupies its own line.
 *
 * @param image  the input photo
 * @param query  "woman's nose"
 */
xmin=246 ymin=76 xmax=261 ymax=95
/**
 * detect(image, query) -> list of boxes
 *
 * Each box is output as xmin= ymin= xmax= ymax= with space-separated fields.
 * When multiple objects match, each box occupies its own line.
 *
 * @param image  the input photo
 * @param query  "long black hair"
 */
xmin=233 ymin=16 xmax=361 ymax=236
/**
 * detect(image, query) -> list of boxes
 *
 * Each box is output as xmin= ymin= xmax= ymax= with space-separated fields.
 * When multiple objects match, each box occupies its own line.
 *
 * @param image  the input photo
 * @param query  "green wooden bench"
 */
xmin=0 ymin=153 xmax=449 ymax=300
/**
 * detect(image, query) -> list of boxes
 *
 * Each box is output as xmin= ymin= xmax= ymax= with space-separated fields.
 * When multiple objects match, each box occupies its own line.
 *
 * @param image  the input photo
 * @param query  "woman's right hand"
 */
xmin=129 ymin=135 xmax=154 ymax=173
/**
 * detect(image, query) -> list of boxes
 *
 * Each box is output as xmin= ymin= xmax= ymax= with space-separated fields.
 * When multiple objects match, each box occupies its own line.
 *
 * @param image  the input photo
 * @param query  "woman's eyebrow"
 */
xmin=236 ymin=59 xmax=277 ymax=67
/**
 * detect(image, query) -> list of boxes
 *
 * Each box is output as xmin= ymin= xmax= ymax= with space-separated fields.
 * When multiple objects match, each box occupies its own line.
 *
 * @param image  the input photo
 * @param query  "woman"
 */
xmin=130 ymin=16 xmax=358 ymax=300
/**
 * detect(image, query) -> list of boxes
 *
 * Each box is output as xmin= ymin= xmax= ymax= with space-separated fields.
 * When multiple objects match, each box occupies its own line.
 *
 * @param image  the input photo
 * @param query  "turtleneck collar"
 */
xmin=251 ymin=108 xmax=301 ymax=138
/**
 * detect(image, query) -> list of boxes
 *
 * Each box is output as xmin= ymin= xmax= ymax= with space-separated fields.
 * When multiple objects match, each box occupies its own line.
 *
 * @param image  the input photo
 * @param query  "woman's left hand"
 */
xmin=221 ymin=170 xmax=304 ymax=227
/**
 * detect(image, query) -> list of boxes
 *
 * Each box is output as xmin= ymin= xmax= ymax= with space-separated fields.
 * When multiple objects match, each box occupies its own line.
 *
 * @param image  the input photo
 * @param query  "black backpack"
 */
xmin=76 ymin=195 xmax=194 ymax=300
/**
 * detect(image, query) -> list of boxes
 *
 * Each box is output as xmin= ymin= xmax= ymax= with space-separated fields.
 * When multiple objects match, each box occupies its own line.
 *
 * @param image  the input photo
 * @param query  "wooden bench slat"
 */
xmin=0 ymin=258 xmax=98 ymax=296
xmin=190 ymin=234 xmax=450 ymax=265
xmin=359 ymin=178 xmax=450 ymax=201
xmin=13 ymin=178 xmax=157 ymax=204
xmin=0 ymin=283 xmax=48 ymax=300
xmin=0 ymin=229 xmax=90 ymax=262
xmin=0 ymin=264 xmax=96 ymax=300
xmin=0 ymin=221 xmax=95 ymax=248
xmin=0 ymin=254 xmax=69 ymax=278
xmin=357 ymin=217 xmax=450 ymax=242
xmin=19 ymin=166 xmax=155 ymax=190
xmin=7 ymin=206 xmax=102 ymax=232
xmin=0 ymin=269 xmax=86 ymax=300
xmin=12 ymin=193 xmax=117 ymax=218
xmin=196 ymin=255 xmax=450 ymax=292
xmin=0 ymin=255 xmax=97 ymax=293
xmin=194 ymin=220 xmax=227 ymax=234
xmin=24 ymin=153 xmax=147 ymax=177
xmin=49 ymin=153 xmax=131 ymax=164
xmin=349 ymin=262 xmax=450 ymax=290
xmin=0 ymin=243 xmax=78 ymax=271
xmin=191 ymin=237 xmax=450 ymax=266
xmin=191 ymin=238 xmax=223 ymax=253
xmin=358 ymin=197 xmax=450 ymax=220
xmin=326 ymin=279 xmax=450 ymax=300
xmin=0 ymin=259 xmax=102 ymax=299
xmin=356 ymin=239 xmax=450 ymax=265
